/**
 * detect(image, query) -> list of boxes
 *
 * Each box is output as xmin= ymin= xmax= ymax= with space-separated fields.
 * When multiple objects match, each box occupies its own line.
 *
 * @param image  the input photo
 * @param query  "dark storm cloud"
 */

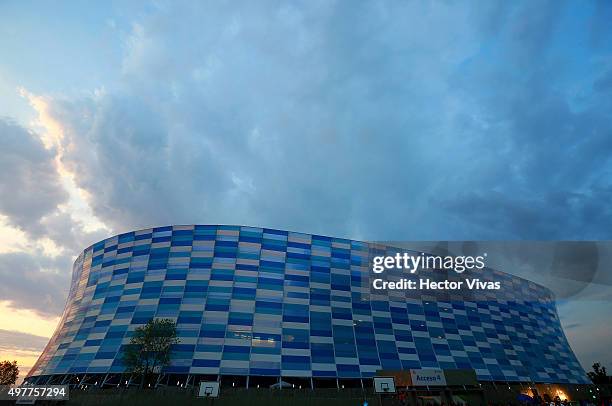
xmin=37 ymin=1 xmax=612 ymax=242
xmin=47 ymin=94 xmax=233 ymax=231
xmin=437 ymin=1 xmax=612 ymax=240
xmin=0 ymin=119 xmax=68 ymax=234
xmin=0 ymin=252 xmax=70 ymax=317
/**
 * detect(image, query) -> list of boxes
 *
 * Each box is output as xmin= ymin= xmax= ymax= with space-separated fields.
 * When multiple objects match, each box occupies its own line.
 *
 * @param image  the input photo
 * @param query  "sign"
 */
xmin=198 ymin=381 xmax=220 ymax=398
xmin=373 ymin=377 xmax=396 ymax=394
xmin=409 ymin=369 xmax=446 ymax=386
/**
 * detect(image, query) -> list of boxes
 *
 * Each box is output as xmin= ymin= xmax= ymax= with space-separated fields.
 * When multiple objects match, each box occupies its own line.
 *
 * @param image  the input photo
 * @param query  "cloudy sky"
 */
xmin=1 ymin=1 xmax=611 ymax=379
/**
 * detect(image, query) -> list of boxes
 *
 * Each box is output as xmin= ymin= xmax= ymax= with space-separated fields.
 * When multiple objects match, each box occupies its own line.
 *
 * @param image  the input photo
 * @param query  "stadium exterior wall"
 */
xmin=27 ymin=225 xmax=589 ymax=385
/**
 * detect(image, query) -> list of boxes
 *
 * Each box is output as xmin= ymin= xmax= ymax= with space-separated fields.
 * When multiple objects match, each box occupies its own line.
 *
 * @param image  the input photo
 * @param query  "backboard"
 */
xmin=198 ymin=381 xmax=220 ymax=398
xmin=373 ymin=376 xmax=396 ymax=394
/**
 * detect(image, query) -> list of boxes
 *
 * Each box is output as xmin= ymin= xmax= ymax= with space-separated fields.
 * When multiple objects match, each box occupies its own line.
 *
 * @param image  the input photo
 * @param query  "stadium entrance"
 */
xmin=377 ymin=368 xmax=485 ymax=406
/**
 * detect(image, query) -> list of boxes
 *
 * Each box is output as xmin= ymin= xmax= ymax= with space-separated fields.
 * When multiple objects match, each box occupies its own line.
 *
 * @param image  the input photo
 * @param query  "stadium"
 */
xmin=26 ymin=225 xmax=590 ymax=397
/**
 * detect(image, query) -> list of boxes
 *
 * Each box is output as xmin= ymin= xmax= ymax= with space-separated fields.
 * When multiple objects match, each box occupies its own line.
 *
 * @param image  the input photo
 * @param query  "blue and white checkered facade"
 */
xmin=28 ymin=225 xmax=589 ymax=384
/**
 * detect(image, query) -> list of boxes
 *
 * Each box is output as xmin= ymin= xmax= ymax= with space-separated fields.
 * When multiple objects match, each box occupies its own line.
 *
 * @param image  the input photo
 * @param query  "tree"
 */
xmin=587 ymin=362 xmax=610 ymax=384
xmin=123 ymin=318 xmax=180 ymax=388
xmin=0 ymin=360 xmax=19 ymax=385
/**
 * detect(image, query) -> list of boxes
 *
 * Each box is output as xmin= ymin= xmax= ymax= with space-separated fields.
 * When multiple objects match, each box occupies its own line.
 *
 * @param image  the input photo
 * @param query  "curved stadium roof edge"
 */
xmin=78 ymin=224 xmax=554 ymax=296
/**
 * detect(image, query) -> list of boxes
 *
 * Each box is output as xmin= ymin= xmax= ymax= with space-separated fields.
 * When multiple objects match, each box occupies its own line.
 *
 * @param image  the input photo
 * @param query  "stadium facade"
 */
xmin=27 ymin=225 xmax=589 ymax=386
